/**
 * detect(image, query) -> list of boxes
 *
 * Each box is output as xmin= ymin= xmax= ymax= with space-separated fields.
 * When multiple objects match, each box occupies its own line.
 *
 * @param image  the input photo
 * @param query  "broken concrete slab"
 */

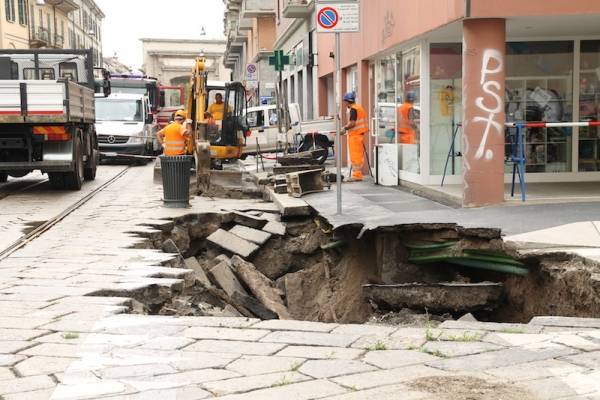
xmin=260 ymin=212 xmax=280 ymax=222
xmin=263 ymin=221 xmax=286 ymax=236
xmin=161 ymin=239 xmax=181 ymax=255
xmin=209 ymin=261 xmax=248 ymax=298
xmin=273 ymin=165 xmax=325 ymax=175
xmin=363 ymin=282 xmax=504 ymax=313
xmin=207 ymin=229 xmax=259 ymax=258
xmin=229 ymin=225 xmax=272 ymax=246
xmin=231 ymin=291 xmax=278 ymax=320
xmin=265 ymin=187 xmax=311 ymax=217
xmin=232 ymin=211 xmax=269 ymax=229
xmin=184 ymin=257 xmax=212 ymax=288
xmin=231 ymin=256 xmax=290 ymax=319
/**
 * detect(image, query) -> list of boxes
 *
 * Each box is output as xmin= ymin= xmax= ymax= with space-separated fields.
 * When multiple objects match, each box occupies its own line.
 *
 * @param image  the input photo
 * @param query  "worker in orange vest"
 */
xmin=342 ymin=92 xmax=368 ymax=181
xmin=398 ymin=91 xmax=417 ymax=144
xmin=157 ymin=110 xmax=192 ymax=156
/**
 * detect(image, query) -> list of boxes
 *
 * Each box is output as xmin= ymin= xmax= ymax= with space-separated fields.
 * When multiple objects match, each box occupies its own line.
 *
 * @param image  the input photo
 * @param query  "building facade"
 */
xmin=1 ymin=0 xmax=104 ymax=65
xmin=141 ymin=38 xmax=229 ymax=87
xmin=298 ymin=0 xmax=600 ymax=207
xmin=223 ymin=0 xmax=278 ymax=106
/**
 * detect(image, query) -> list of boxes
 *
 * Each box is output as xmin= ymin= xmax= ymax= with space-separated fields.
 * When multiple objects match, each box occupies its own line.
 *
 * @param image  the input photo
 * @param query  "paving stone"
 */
xmin=483 ymin=332 xmax=554 ymax=347
xmin=0 ymin=375 xmax=55 ymax=395
xmin=519 ymin=373 xmax=600 ymax=400
xmin=137 ymin=336 xmax=195 ymax=351
xmin=323 ymin=384 xmax=428 ymax=400
xmin=561 ymin=351 xmax=600 ymax=369
xmin=260 ymin=331 xmax=359 ymax=348
xmin=169 ymin=351 xmax=239 ymax=371
xmin=0 ymin=341 xmax=35 ymax=354
xmin=183 ymin=326 xmax=270 ymax=342
xmin=204 ymin=371 xmax=309 ymax=396
xmin=209 ymin=261 xmax=249 ymax=298
xmin=352 ymin=332 xmax=426 ymax=350
xmin=3 ymin=388 xmax=56 ymax=400
xmin=0 ymin=317 xmax=52 ymax=330
xmin=178 ymin=316 xmax=259 ymax=328
xmin=530 ymin=317 xmax=600 ymax=329
xmin=51 ymin=381 xmax=127 ymax=400
xmin=226 ymin=355 xmax=305 ymax=376
xmin=331 ymin=324 xmax=397 ymax=337
xmin=184 ymin=340 xmax=286 ymax=356
xmin=262 ymin=220 xmax=286 ymax=236
xmin=363 ymin=349 xmax=439 ymax=369
xmin=207 ymin=229 xmax=259 ymax=258
xmin=438 ymin=320 xmax=542 ymax=334
xmin=100 ymin=363 xmax=178 ymax=379
xmin=0 ymin=329 xmax=49 ymax=341
xmin=101 ymin=386 xmax=211 ymax=400
xmin=232 ymin=211 xmax=269 ymax=229
xmin=0 ymin=354 xmax=26 ymax=367
xmin=14 ymin=356 xmax=73 ymax=376
xmin=0 ymin=367 xmax=14 ymax=380
xmin=183 ymin=257 xmax=211 ymax=288
xmin=421 ymin=340 xmax=502 ymax=358
xmin=332 ymin=365 xmax=447 ymax=390
xmin=485 ymin=359 xmax=589 ymax=382
xmin=252 ymin=319 xmax=337 ymax=333
xmin=427 ymin=344 xmax=579 ymax=372
xmin=275 ymin=345 xmax=364 ymax=360
xmin=229 ymin=225 xmax=272 ymax=245
xmin=123 ymin=369 xmax=240 ymax=391
xmin=552 ymin=334 xmax=600 ymax=351
xmin=19 ymin=343 xmax=82 ymax=358
xmin=216 ymin=378 xmax=346 ymax=400
xmin=299 ymin=359 xmax=376 ymax=379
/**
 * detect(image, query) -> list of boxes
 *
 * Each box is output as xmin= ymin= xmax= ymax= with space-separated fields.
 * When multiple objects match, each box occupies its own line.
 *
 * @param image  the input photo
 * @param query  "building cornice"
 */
xmin=140 ymin=38 xmax=227 ymax=44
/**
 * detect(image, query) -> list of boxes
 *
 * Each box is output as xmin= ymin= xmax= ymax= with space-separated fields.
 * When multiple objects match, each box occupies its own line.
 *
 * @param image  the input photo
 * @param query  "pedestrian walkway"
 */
xmin=0 ymin=166 xmax=598 ymax=399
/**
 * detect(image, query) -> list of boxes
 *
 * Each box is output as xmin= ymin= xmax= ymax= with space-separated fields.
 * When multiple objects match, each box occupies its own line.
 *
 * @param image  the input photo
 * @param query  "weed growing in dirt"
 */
xmin=366 ymin=341 xmax=388 ymax=351
xmin=272 ymin=375 xmax=293 ymax=387
xmin=499 ymin=327 xmax=526 ymax=334
xmin=445 ymin=331 xmax=483 ymax=342
xmin=420 ymin=347 xmax=448 ymax=358
xmin=425 ymin=328 xmax=443 ymax=342
xmin=291 ymin=361 xmax=302 ymax=372
xmin=326 ymin=351 xmax=337 ymax=359
xmin=62 ymin=332 xmax=79 ymax=340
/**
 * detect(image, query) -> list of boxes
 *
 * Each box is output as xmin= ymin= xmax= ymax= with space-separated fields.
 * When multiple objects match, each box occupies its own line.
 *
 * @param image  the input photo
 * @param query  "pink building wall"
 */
xmin=470 ymin=0 xmax=600 ymax=17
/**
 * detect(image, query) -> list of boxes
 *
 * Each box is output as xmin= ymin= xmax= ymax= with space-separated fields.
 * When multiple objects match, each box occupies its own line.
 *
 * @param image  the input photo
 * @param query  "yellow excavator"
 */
xmin=185 ymin=58 xmax=249 ymax=192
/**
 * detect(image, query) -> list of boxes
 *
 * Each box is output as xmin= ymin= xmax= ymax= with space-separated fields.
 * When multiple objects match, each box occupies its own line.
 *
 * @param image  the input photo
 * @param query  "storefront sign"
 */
xmin=316 ymin=1 xmax=360 ymax=33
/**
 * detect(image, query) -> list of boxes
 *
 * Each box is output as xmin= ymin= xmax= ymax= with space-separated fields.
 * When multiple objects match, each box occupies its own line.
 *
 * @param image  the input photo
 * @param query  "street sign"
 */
xmin=316 ymin=1 xmax=360 ymax=33
xmin=246 ymin=63 xmax=258 ymax=81
xmin=268 ymin=50 xmax=290 ymax=72
xmin=246 ymin=80 xmax=259 ymax=90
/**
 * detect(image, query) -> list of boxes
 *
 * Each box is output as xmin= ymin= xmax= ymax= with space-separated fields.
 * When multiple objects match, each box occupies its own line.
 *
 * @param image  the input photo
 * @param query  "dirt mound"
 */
xmin=405 ymin=376 xmax=536 ymax=400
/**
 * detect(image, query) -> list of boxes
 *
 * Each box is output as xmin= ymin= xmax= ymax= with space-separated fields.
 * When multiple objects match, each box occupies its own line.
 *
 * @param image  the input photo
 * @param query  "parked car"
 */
xmin=95 ymin=93 xmax=157 ymax=162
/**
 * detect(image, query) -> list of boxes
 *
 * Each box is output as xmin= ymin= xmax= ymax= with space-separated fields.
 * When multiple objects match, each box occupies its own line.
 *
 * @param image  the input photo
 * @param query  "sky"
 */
xmin=95 ymin=0 xmax=226 ymax=71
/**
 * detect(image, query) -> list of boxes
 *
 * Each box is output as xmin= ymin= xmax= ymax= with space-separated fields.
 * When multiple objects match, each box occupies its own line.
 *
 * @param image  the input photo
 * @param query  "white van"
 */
xmin=245 ymin=105 xmax=283 ymax=153
xmin=95 ymin=93 xmax=157 ymax=161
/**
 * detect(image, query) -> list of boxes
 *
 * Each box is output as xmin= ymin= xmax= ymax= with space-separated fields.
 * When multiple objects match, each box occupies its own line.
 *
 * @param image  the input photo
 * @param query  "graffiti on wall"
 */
xmin=472 ymin=49 xmax=504 ymax=161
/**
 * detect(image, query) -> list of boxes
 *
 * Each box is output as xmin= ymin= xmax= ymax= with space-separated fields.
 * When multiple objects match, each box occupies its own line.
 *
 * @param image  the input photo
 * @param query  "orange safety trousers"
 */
xmin=348 ymin=133 xmax=365 ymax=180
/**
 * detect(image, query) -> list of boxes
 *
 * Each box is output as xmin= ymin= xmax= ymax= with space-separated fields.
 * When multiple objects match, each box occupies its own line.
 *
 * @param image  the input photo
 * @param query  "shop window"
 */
xmin=430 ymin=43 xmax=462 ymax=176
xmin=506 ymin=41 xmax=574 ymax=173
xmin=397 ymin=47 xmax=421 ymax=173
xmin=579 ymin=40 xmax=600 ymax=172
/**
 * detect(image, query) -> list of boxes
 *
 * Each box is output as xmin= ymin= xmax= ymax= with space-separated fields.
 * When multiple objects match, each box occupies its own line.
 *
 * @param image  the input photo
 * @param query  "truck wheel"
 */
xmin=0 ymin=173 xmax=7 ymax=183
xmin=64 ymin=138 xmax=84 ymax=190
xmin=84 ymin=148 xmax=98 ymax=181
xmin=48 ymin=173 xmax=65 ymax=189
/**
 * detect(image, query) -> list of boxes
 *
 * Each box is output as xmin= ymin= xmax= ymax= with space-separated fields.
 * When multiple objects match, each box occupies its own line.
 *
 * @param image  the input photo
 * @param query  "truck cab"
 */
xmin=95 ymin=93 xmax=157 ymax=161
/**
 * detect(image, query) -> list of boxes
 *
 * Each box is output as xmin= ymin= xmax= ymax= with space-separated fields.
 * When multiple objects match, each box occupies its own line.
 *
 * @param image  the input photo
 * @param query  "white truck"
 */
xmin=0 ymin=49 xmax=109 ymax=189
xmin=95 ymin=93 xmax=157 ymax=162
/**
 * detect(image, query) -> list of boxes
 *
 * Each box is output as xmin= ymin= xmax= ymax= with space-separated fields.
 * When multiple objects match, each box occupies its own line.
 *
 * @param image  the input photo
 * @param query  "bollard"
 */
xmin=159 ymin=155 xmax=193 ymax=208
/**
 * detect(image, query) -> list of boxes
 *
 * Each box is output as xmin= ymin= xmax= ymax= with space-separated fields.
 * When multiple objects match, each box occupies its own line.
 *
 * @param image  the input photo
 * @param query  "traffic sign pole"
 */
xmin=335 ymin=32 xmax=342 ymax=215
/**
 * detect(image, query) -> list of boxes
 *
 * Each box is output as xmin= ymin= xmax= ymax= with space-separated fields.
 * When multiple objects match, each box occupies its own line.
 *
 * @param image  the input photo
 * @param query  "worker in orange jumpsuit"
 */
xmin=156 ymin=110 xmax=192 ymax=156
xmin=342 ymin=92 xmax=368 ymax=181
xmin=398 ymin=90 xmax=417 ymax=144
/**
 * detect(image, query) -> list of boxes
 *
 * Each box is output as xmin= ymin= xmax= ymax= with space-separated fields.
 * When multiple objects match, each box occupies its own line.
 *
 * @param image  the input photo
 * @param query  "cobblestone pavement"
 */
xmin=0 ymin=165 xmax=598 ymax=399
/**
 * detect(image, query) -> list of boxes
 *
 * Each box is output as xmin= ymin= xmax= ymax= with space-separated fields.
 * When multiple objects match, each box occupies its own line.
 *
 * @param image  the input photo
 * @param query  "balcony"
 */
xmin=30 ymin=27 xmax=49 ymax=48
xmin=43 ymin=0 xmax=79 ymax=14
xmin=241 ymin=0 xmax=276 ymax=18
xmin=282 ymin=0 xmax=314 ymax=18
xmin=52 ymin=35 xmax=64 ymax=49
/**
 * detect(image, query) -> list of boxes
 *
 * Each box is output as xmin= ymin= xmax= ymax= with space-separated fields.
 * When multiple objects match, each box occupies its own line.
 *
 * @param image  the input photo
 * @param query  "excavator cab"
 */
xmin=209 ymin=82 xmax=249 ymax=161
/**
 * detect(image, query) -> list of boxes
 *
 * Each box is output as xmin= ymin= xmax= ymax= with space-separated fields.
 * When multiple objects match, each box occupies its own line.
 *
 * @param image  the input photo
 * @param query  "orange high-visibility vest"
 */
xmin=348 ymin=103 xmax=368 ymax=136
xmin=398 ymin=103 xmax=416 ymax=144
xmin=163 ymin=122 xmax=186 ymax=156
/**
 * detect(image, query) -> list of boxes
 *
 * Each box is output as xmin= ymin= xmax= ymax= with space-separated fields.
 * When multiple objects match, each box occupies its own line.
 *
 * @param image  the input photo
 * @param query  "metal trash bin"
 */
xmin=160 ymin=155 xmax=193 ymax=208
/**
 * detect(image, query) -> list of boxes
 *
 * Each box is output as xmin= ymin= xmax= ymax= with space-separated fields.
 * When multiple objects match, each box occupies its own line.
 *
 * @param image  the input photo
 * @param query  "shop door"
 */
xmin=373 ymin=56 xmax=399 ymax=186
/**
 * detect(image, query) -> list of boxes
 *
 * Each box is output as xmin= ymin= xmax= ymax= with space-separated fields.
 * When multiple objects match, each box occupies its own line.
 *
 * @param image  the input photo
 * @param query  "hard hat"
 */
xmin=343 ymin=92 xmax=356 ymax=103
xmin=406 ymin=91 xmax=417 ymax=102
xmin=175 ymin=110 xmax=187 ymax=119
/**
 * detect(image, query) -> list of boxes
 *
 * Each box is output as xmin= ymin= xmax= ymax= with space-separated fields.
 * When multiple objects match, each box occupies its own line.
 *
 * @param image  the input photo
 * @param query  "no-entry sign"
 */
xmin=316 ymin=1 xmax=360 ymax=33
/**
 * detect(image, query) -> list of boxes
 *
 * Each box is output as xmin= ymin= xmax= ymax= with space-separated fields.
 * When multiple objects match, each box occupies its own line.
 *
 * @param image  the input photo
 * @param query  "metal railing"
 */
xmin=30 ymin=27 xmax=49 ymax=47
